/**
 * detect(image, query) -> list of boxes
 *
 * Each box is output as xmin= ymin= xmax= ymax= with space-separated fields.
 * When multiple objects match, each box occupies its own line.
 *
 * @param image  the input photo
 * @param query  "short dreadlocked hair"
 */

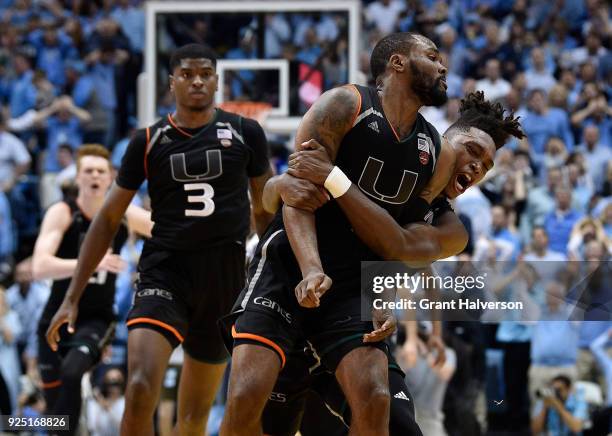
xmin=447 ymin=91 xmax=524 ymax=149
xmin=169 ymin=43 xmax=217 ymax=71
xmin=370 ymin=32 xmax=422 ymax=82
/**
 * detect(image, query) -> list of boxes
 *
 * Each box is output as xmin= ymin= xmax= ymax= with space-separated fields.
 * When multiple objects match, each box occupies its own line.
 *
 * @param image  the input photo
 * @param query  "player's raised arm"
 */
xmin=32 ymin=202 xmax=78 ymax=281
xmin=282 ymin=86 xmax=360 ymax=307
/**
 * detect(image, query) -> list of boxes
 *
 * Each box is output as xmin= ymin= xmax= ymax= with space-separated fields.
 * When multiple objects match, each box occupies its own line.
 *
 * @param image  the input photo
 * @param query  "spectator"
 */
xmin=28 ymin=23 xmax=78 ymax=89
xmin=36 ymin=95 xmax=91 ymax=208
xmin=521 ymin=89 xmax=574 ymax=165
xmin=70 ymin=60 xmax=112 ymax=145
xmin=87 ymin=367 xmax=125 ymax=436
xmin=0 ymin=288 xmax=22 ymax=413
xmin=522 ymin=167 xmax=562 ymax=240
xmin=365 ymin=0 xmax=405 ymax=34
xmin=529 ymin=281 xmax=580 ymax=407
xmin=110 ymin=0 xmax=145 ymax=55
xmin=402 ymin=328 xmax=456 ymax=436
xmin=0 ymin=190 xmax=13 ymax=275
xmin=567 ymin=217 xmax=608 ymax=261
xmin=566 ymin=162 xmax=593 ymax=214
xmin=0 ymin=112 xmax=31 ymax=193
xmin=562 ymin=30 xmax=608 ymax=71
xmin=523 ymin=226 xmax=567 ymax=283
xmin=524 ymin=48 xmax=557 ymax=94
xmin=8 ymin=52 xmax=37 ymax=119
xmin=542 ymin=137 xmax=569 ymax=176
xmin=226 ymin=29 xmax=258 ymax=99
xmin=531 ymin=375 xmax=588 ymax=435
xmin=473 ymin=205 xmax=521 ymax=262
xmin=543 ymin=187 xmax=583 ymax=254
xmin=576 ymin=125 xmax=611 ymax=192
xmin=5 ymin=258 xmax=49 ymax=382
xmin=262 ymin=13 xmax=291 ymax=59
xmin=589 ymin=327 xmax=612 ymax=406
xmin=476 ymin=59 xmax=511 ymax=102
xmin=566 ymin=241 xmax=612 ymax=394
xmin=570 ymin=89 xmax=611 ymax=147
xmin=83 ymin=41 xmax=128 ymax=147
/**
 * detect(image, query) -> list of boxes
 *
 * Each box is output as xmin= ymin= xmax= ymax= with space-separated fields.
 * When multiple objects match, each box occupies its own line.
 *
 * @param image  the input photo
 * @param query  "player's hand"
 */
xmin=287 ymin=139 xmax=334 ymax=185
xmin=96 ymin=251 xmax=127 ymax=274
xmin=277 ymin=173 xmax=330 ymax=212
xmin=364 ymin=309 xmax=396 ymax=342
xmin=295 ymin=271 xmax=332 ymax=308
xmin=426 ymin=334 xmax=446 ymax=368
xmin=45 ymin=299 xmax=78 ymax=352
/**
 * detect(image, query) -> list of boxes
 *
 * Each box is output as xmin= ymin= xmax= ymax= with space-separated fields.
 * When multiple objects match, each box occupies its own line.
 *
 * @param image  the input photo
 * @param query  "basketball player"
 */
xmin=45 ymin=44 xmax=273 ymax=435
xmin=259 ymin=92 xmax=524 ymax=435
xmin=221 ymin=33 xmax=521 ymax=436
xmin=32 ymin=144 xmax=153 ymax=436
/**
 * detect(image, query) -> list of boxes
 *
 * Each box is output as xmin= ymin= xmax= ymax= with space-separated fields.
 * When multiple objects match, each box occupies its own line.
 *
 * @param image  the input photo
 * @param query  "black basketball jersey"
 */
xmin=269 ymin=85 xmax=442 ymax=294
xmin=116 ymin=111 xmax=269 ymax=252
xmin=40 ymin=200 xmax=129 ymax=325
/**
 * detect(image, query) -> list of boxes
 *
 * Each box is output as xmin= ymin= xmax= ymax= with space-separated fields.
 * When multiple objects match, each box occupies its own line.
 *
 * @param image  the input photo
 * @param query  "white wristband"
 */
xmin=324 ymin=166 xmax=352 ymax=198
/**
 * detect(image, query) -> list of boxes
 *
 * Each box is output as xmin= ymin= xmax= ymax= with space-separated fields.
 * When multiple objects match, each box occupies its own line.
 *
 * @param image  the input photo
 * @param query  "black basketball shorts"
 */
xmin=127 ymin=241 xmax=246 ymax=363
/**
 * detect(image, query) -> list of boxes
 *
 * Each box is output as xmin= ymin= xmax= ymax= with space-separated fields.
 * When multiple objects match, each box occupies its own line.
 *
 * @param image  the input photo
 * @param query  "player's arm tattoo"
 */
xmin=283 ymin=87 xmax=359 ymax=286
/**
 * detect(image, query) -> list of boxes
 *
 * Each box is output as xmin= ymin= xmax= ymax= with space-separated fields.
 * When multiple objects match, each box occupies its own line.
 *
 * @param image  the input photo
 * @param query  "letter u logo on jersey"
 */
xmin=358 ymin=157 xmax=418 ymax=204
xmin=170 ymin=149 xmax=223 ymax=182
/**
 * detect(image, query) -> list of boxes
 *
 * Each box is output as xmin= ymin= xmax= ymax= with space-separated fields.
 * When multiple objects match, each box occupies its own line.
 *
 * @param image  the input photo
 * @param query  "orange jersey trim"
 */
xmin=127 ymin=317 xmax=184 ymax=343
xmin=42 ymin=380 xmax=62 ymax=389
xmin=167 ymin=114 xmax=193 ymax=138
xmin=232 ymin=325 xmax=286 ymax=368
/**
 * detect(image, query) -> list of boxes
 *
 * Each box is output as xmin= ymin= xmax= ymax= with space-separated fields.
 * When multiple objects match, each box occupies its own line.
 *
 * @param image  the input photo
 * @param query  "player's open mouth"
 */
xmin=455 ymin=173 xmax=472 ymax=193
xmin=440 ymin=78 xmax=447 ymax=89
xmin=91 ymin=183 xmax=100 ymax=190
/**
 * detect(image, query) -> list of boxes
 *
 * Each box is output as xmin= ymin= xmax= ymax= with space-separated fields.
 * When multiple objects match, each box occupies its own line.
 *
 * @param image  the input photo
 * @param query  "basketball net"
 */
xmin=218 ymin=101 xmax=272 ymax=125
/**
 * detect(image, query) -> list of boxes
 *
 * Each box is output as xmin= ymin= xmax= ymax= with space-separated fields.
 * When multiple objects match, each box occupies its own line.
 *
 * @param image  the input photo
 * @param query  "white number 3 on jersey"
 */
xmin=184 ymin=183 xmax=215 ymax=217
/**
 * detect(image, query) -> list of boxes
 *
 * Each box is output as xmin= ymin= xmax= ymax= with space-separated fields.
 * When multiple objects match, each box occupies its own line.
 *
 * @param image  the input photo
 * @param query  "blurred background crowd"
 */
xmin=0 ymin=0 xmax=609 ymax=435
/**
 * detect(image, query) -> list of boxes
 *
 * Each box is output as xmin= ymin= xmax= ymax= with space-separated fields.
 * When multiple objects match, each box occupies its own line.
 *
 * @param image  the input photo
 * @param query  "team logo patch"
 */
xmin=220 ymin=139 xmax=232 ymax=147
xmin=217 ymin=129 xmax=232 ymax=139
xmin=419 ymin=150 xmax=429 ymax=165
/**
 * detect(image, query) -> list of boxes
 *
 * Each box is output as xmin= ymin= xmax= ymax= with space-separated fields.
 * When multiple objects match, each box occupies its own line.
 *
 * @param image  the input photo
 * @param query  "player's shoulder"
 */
xmin=129 ymin=117 xmax=170 ymax=147
xmin=43 ymin=201 xmax=73 ymax=229
xmin=322 ymin=84 xmax=362 ymax=108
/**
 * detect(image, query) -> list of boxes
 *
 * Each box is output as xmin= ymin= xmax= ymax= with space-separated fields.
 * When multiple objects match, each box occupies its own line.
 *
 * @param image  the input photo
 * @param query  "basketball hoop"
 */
xmin=218 ymin=101 xmax=273 ymax=125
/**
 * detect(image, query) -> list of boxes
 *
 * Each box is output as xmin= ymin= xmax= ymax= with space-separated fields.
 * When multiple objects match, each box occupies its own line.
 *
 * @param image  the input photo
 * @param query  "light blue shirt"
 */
xmin=531 ymin=307 xmax=580 ymax=366
xmin=0 ymin=191 xmax=13 ymax=258
xmin=532 ymin=389 xmax=588 ymax=435
xmin=9 ymin=71 xmax=37 ymax=118
xmin=521 ymin=108 xmax=574 ymax=159
xmin=5 ymin=282 xmax=50 ymax=358
xmin=576 ymin=143 xmax=612 ymax=191
xmin=544 ymin=209 xmax=583 ymax=254
xmin=110 ymin=6 xmax=144 ymax=52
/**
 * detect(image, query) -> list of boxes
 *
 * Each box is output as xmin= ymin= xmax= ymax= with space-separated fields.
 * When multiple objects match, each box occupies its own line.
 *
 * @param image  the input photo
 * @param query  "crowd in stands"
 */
xmin=0 ymin=0 xmax=609 ymax=435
